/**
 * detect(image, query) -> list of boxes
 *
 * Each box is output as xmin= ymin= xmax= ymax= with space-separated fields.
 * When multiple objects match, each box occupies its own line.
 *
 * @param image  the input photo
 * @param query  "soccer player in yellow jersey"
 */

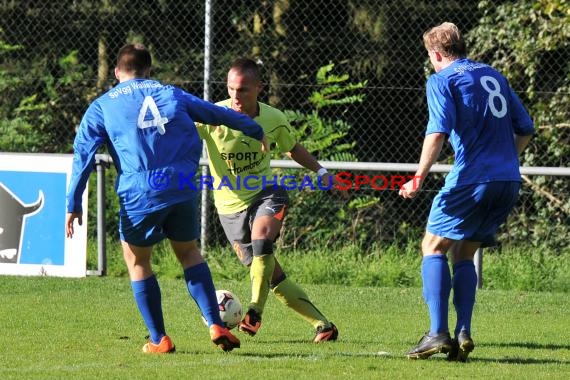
xmin=197 ymin=58 xmax=338 ymax=342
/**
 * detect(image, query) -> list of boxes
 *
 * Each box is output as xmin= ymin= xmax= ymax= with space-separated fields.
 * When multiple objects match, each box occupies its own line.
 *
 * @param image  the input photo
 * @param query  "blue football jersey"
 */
xmin=67 ymin=79 xmax=264 ymax=215
xmin=425 ymin=58 xmax=535 ymax=188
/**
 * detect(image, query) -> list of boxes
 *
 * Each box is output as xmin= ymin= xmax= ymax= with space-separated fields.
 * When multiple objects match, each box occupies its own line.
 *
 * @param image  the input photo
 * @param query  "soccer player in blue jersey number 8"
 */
xmin=65 ymin=44 xmax=269 ymax=353
xmin=399 ymin=23 xmax=535 ymax=361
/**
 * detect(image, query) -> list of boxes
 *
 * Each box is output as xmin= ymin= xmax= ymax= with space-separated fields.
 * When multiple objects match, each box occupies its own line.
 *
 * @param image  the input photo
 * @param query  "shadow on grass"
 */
xmin=467 ymin=341 xmax=570 ymax=365
xmin=171 ymin=339 xmax=570 ymax=364
xmin=243 ymin=339 xmax=311 ymax=345
xmin=232 ymin=350 xmax=396 ymax=359
xmin=470 ymin=357 xmax=570 ymax=365
xmin=232 ymin=351 xmax=328 ymax=359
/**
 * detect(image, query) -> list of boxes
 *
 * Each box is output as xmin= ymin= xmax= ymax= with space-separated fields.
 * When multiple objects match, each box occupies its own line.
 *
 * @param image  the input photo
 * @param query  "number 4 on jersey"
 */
xmin=137 ymin=96 xmax=169 ymax=134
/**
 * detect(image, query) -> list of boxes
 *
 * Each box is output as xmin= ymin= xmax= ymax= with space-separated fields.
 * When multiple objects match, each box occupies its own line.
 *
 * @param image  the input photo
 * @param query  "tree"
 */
xmin=468 ymin=0 xmax=570 ymax=249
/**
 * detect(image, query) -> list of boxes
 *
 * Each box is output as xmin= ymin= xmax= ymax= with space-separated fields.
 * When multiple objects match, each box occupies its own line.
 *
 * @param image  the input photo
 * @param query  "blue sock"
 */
xmin=131 ymin=275 xmax=165 ymax=344
xmin=184 ymin=262 xmax=223 ymax=327
xmin=452 ymin=260 xmax=477 ymax=337
xmin=421 ymin=254 xmax=451 ymax=335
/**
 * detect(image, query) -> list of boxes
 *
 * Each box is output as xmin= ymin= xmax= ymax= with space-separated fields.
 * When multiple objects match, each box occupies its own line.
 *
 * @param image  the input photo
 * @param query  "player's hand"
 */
xmin=260 ymin=135 xmax=270 ymax=153
xmin=399 ymin=178 xmax=422 ymax=199
xmin=66 ymin=212 xmax=83 ymax=238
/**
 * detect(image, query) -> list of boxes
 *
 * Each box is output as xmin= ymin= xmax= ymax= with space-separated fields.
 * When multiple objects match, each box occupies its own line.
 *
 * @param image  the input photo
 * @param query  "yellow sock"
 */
xmin=272 ymin=278 xmax=329 ymax=329
xmin=249 ymin=254 xmax=275 ymax=313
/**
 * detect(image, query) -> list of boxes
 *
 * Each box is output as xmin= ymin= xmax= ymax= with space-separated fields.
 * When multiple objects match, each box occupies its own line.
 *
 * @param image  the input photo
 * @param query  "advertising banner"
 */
xmin=0 ymin=153 xmax=87 ymax=277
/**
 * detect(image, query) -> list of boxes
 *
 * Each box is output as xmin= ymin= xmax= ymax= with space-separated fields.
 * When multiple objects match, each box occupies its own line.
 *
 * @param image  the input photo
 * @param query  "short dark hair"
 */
xmin=116 ymin=43 xmax=152 ymax=76
xmin=229 ymin=57 xmax=262 ymax=82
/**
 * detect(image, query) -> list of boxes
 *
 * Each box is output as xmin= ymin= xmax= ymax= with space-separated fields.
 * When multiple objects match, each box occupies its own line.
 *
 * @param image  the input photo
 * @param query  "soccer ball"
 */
xmin=203 ymin=289 xmax=243 ymax=330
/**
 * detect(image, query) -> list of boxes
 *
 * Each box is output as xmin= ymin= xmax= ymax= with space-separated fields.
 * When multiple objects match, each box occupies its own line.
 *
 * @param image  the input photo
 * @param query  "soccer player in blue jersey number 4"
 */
xmin=399 ymin=23 xmax=535 ymax=361
xmin=65 ymin=44 xmax=269 ymax=354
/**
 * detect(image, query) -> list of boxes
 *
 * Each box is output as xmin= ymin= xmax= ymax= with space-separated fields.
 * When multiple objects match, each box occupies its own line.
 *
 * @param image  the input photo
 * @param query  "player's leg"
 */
xmin=406 ymin=231 xmax=455 ymax=359
xmin=218 ymin=186 xmax=331 ymax=339
xmin=447 ymin=181 xmax=520 ymax=361
xmin=408 ymin=186 xmax=478 ymax=359
xmin=120 ymin=210 xmax=174 ymax=353
xmin=169 ymin=239 xmax=218 ymax=325
xmin=165 ymin=200 xmax=240 ymax=351
xmin=421 ymin=232 xmax=455 ymax=335
xmin=238 ymin=188 xmax=288 ymax=335
xmin=218 ymin=210 xmax=267 ymax=336
xmin=235 ymin=214 xmax=277 ymax=335
xmin=122 ymin=241 xmax=175 ymax=353
xmin=270 ymin=259 xmax=338 ymax=342
xmin=165 ymin=200 xmax=220 ymax=327
xmin=448 ymin=240 xmax=479 ymax=361
xmin=449 ymin=241 xmax=479 ymax=338
xmin=248 ymin=188 xmax=289 ymax=311
xmin=224 ymin=232 xmax=337 ymax=341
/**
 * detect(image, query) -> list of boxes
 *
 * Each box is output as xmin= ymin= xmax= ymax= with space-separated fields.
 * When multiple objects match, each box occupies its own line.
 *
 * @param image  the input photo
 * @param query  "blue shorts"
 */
xmin=427 ymin=181 xmax=520 ymax=243
xmin=119 ymin=199 xmax=200 ymax=246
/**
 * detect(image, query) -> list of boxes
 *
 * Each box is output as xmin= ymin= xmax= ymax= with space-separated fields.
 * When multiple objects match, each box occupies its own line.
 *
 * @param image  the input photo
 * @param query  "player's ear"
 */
xmin=114 ymin=67 xmax=120 ymax=81
xmin=434 ymin=51 xmax=443 ymax=62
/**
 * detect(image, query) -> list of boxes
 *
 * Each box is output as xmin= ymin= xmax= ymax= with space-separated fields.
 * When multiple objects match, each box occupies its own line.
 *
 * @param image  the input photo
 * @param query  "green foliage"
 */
xmin=280 ymin=63 xmax=384 ymax=248
xmin=275 ymin=243 xmax=421 ymax=288
xmin=482 ymin=245 xmax=570 ymax=292
xmin=309 ymin=63 xmax=367 ymax=108
xmin=1 ymin=1 xmax=567 ymax=259
xmin=283 ymin=63 xmax=366 ymax=160
xmin=93 ymin=238 xmax=570 ymax=293
xmin=0 ymin=117 xmax=47 ymax=153
xmin=470 ymin=0 xmax=569 ymax=100
xmin=0 ymin=30 xmax=43 ymax=151
xmin=467 ymin=0 xmax=570 ymax=249
xmin=0 ymin=48 xmax=93 ymax=153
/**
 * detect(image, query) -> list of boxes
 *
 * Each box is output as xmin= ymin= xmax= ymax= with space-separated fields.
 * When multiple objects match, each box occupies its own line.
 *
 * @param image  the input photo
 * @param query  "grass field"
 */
xmin=1 ymin=276 xmax=569 ymax=379
xmin=94 ymin=240 xmax=570 ymax=292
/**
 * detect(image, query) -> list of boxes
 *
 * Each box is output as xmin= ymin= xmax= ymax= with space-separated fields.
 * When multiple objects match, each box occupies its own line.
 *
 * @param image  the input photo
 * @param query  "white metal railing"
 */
xmin=90 ymin=154 xmax=570 ymax=287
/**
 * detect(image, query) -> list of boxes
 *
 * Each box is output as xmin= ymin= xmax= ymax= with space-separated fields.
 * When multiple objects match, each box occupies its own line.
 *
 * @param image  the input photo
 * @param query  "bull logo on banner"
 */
xmin=0 ymin=182 xmax=44 ymax=264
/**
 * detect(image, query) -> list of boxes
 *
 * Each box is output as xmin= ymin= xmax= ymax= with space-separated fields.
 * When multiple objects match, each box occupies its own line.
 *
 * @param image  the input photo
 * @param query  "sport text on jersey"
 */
xmin=221 ymin=152 xmax=264 ymax=175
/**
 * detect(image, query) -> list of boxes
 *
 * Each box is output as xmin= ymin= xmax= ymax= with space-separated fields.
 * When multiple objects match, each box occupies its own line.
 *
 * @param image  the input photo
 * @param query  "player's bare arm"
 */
xmin=399 ymin=133 xmax=446 ymax=199
xmin=286 ymin=143 xmax=321 ymax=171
xmin=514 ymin=134 xmax=533 ymax=156
xmin=260 ymin=135 xmax=270 ymax=153
xmin=286 ymin=144 xmax=329 ymax=186
xmin=286 ymin=143 xmax=348 ymax=197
